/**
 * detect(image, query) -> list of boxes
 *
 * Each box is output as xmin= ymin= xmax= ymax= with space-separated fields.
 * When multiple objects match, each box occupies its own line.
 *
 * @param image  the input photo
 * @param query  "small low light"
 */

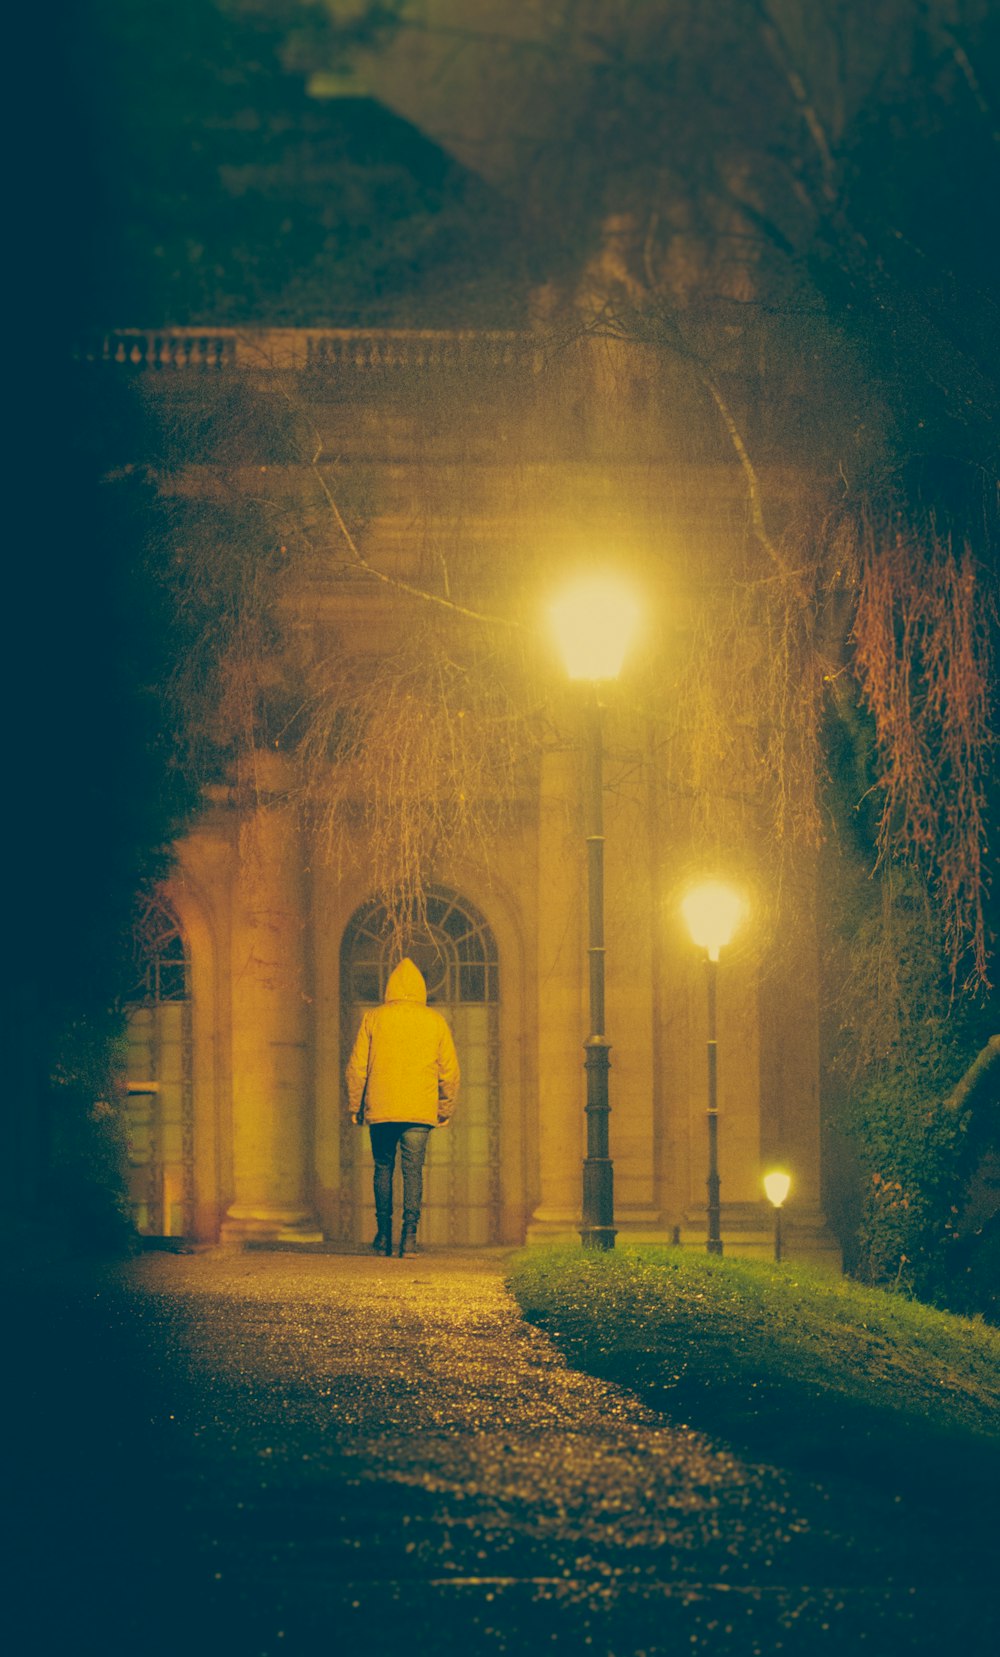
xmin=763 ymin=1170 xmax=791 ymax=1209
xmin=763 ymin=1170 xmax=791 ymax=1262
xmin=549 ymin=574 xmax=641 ymax=682
xmin=681 ymin=880 xmax=746 ymax=961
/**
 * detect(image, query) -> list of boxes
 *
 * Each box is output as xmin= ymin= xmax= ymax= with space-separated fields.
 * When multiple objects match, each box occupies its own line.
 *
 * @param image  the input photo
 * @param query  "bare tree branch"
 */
xmin=698 ymin=367 xmax=810 ymax=601
xmin=939 ymin=26 xmax=1000 ymax=143
xmin=751 ymin=0 xmax=838 ymax=202
xmin=274 ymin=381 xmax=522 ymax=632
xmin=306 ymin=442 xmax=519 ymax=629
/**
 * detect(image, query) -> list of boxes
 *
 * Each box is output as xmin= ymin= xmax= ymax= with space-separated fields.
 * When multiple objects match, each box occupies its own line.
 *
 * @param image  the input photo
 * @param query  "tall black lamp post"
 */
xmin=681 ymin=880 xmax=746 ymax=1256
xmin=550 ymin=575 xmax=640 ymax=1250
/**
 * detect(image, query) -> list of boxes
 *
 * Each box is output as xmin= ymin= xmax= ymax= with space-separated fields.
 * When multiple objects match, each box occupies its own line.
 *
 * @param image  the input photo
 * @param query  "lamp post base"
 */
xmin=677 ymin=1202 xmax=843 ymax=1268
xmin=579 ymin=1225 xmax=617 ymax=1250
xmin=221 ymin=1203 xmax=324 ymax=1245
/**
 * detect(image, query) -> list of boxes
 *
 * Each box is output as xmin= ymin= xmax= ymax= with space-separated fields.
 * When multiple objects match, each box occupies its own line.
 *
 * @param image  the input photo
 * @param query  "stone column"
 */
xmin=602 ymin=711 xmax=660 ymax=1232
xmin=758 ymin=860 xmax=842 ymax=1267
xmin=527 ymin=747 xmax=587 ymax=1239
xmin=222 ymin=769 xmax=322 ymax=1243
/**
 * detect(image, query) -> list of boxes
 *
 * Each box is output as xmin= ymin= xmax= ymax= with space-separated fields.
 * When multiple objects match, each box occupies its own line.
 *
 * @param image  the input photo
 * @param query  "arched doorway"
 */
xmin=123 ymin=895 xmax=194 ymax=1238
xmin=340 ymin=889 xmax=500 ymax=1245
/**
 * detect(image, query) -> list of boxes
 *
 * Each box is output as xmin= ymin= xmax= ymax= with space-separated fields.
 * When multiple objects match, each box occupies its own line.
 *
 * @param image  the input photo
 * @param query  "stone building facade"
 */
xmin=88 ymin=324 xmax=841 ymax=1263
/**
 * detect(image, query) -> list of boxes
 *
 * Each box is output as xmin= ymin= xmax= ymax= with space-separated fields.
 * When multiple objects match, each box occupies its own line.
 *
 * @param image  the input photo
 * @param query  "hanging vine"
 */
xmin=851 ymin=514 xmax=995 ymax=984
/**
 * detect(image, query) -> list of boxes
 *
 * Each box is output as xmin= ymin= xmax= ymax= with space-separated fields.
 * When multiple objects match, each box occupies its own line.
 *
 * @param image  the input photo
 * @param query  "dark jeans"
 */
xmin=369 ymin=1123 xmax=431 ymax=1223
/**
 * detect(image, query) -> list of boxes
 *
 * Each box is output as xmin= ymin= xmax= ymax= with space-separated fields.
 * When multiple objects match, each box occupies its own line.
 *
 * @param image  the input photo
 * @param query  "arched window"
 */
xmin=344 ymin=889 xmax=498 ymax=1007
xmin=340 ymin=888 xmax=500 ymax=1246
xmin=128 ymin=895 xmax=189 ymax=1005
xmin=124 ymin=895 xmax=194 ymax=1238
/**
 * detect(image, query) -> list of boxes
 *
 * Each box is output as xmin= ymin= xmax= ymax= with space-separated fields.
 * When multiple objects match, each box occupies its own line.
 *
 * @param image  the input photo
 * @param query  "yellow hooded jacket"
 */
xmin=345 ymin=957 xmax=461 ymax=1127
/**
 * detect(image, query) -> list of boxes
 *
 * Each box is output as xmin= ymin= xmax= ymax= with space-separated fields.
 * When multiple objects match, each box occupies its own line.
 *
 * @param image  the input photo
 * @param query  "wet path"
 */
xmin=8 ymin=1249 xmax=991 ymax=1654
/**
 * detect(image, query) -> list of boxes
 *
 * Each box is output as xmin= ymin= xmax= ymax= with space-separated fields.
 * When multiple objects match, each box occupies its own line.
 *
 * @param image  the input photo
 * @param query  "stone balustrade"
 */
xmin=74 ymin=326 xmax=532 ymax=374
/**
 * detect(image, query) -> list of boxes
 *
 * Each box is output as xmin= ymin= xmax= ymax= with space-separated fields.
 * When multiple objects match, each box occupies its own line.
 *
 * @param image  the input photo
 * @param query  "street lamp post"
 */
xmin=581 ymin=688 xmax=613 ymax=1248
xmin=550 ymin=575 xmax=640 ymax=1250
xmin=681 ymin=880 xmax=746 ymax=1256
xmin=763 ymin=1170 xmax=791 ymax=1262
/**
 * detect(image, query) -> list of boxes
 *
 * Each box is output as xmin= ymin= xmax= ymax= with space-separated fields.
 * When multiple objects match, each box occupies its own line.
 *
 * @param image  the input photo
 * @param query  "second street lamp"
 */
xmin=681 ymin=880 xmax=746 ymax=1256
xmin=550 ymin=575 xmax=641 ymax=1250
xmin=763 ymin=1170 xmax=792 ymax=1262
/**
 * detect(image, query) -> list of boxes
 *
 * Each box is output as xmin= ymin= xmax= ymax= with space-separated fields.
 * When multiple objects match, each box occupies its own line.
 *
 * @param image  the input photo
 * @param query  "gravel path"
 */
xmin=8 ymin=1248 xmax=991 ymax=1655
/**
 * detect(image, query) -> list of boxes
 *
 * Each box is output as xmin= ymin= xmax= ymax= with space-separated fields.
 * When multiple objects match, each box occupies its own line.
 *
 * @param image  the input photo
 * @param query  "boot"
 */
xmin=399 ymin=1214 xmax=419 ymax=1258
xmin=372 ymin=1212 xmax=393 ymax=1256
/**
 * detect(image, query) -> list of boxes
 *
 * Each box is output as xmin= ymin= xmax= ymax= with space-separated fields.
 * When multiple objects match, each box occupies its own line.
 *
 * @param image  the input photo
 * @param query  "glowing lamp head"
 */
xmin=681 ymin=880 xmax=746 ymax=961
xmin=763 ymin=1170 xmax=791 ymax=1209
xmin=549 ymin=574 xmax=641 ymax=681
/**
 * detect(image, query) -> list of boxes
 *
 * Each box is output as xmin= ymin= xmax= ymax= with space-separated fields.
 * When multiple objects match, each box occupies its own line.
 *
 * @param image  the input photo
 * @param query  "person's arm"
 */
xmin=436 ymin=1021 xmax=461 ymax=1124
xmin=345 ymin=1017 xmax=372 ymax=1123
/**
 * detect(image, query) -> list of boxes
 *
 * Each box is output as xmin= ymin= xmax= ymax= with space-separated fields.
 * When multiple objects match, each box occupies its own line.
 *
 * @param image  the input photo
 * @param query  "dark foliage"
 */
xmin=65 ymin=0 xmax=525 ymax=328
xmin=821 ymin=678 xmax=1000 ymax=1316
xmin=8 ymin=6 xmax=202 ymax=1241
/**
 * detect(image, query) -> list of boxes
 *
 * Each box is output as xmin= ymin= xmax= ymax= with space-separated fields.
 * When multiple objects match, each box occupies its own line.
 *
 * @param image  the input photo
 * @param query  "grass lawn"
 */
xmin=507 ymin=1244 xmax=1000 ymax=1498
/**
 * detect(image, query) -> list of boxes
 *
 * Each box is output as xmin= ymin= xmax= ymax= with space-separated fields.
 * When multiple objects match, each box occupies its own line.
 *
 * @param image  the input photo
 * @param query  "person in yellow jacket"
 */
xmin=346 ymin=957 xmax=460 ymax=1257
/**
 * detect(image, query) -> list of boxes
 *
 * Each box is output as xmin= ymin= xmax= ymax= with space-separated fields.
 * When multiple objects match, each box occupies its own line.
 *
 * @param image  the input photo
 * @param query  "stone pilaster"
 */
xmin=527 ymin=747 xmax=586 ymax=1240
xmin=222 ymin=774 xmax=322 ymax=1243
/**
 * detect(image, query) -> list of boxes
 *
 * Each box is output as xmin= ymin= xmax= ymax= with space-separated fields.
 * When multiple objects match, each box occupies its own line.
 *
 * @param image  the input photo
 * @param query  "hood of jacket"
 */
xmin=384 ymin=957 xmax=427 ymax=1005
